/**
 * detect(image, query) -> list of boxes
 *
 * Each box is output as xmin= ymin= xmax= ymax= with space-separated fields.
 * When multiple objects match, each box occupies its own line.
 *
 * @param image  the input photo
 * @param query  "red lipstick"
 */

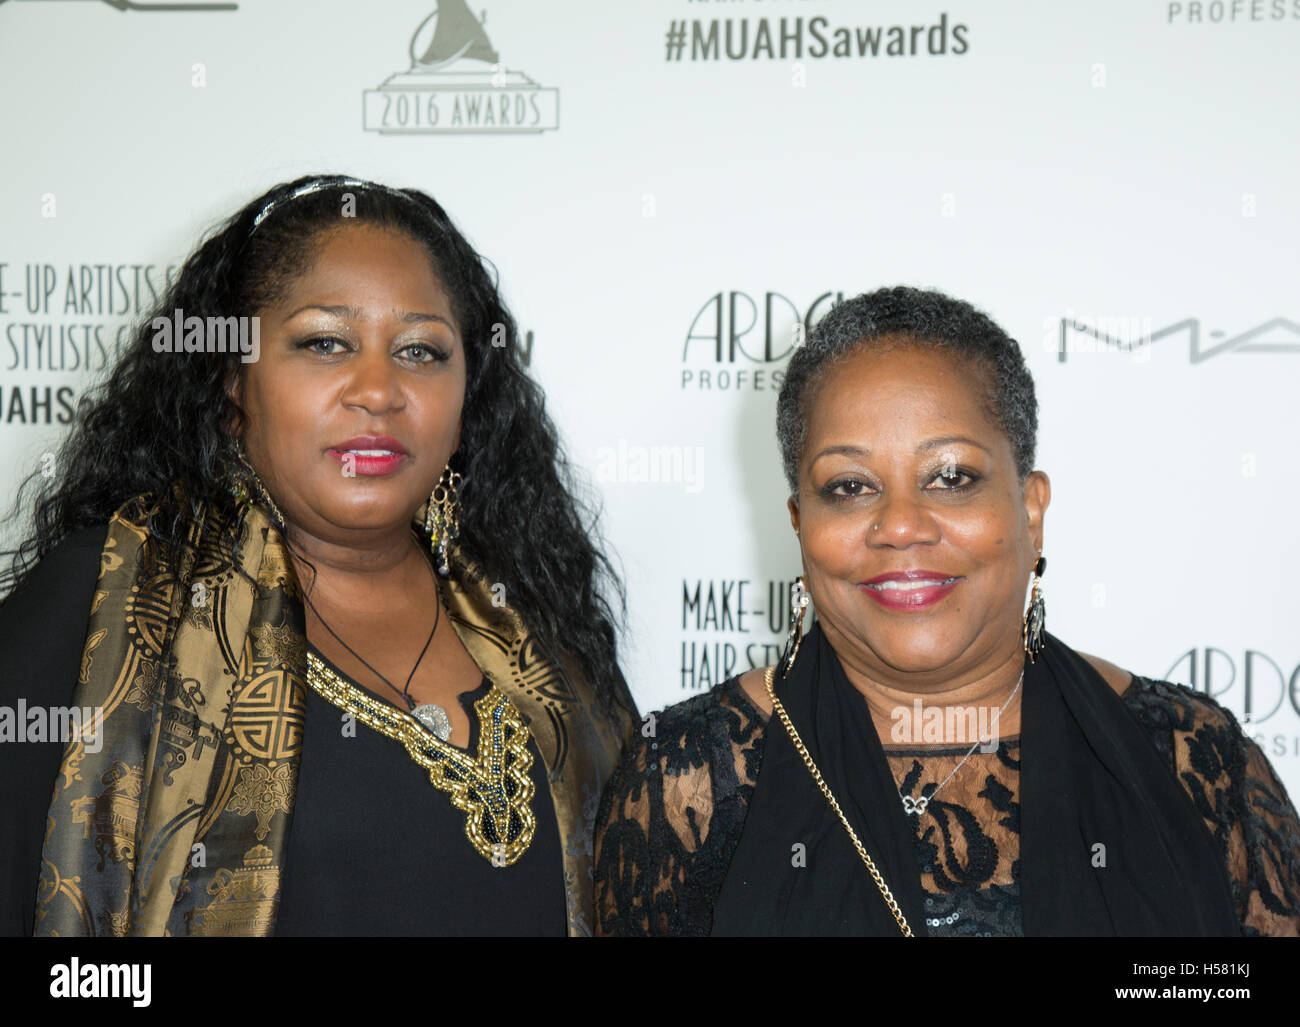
xmin=326 ymin=435 xmax=409 ymax=477
xmin=860 ymin=570 xmax=963 ymax=610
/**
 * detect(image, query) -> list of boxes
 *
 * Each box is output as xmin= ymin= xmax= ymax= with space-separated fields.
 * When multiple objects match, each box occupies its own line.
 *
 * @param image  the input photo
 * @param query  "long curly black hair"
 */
xmin=2 ymin=174 xmax=635 ymax=721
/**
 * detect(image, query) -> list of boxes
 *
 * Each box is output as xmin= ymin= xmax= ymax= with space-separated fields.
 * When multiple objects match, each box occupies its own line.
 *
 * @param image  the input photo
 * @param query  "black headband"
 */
xmin=249 ymin=176 xmax=421 ymax=235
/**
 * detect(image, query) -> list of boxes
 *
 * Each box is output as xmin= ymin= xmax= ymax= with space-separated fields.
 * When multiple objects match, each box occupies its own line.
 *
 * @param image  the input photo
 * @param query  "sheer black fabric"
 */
xmin=594 ymin=672 xmax=1300 ymax=936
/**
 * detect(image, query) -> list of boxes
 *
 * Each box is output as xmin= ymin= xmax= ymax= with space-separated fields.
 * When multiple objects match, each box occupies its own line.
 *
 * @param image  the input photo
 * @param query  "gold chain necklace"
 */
xmin=763 ymin=665 xmax=914 ymax=937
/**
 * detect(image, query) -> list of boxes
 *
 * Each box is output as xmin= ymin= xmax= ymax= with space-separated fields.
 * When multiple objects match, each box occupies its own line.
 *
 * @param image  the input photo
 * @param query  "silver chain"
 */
xmin=900 ymin=668 xmax=1024 ymax=817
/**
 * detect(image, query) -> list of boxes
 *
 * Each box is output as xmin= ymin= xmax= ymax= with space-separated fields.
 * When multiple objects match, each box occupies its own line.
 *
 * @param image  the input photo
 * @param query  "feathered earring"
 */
xmin=1023 ymin=554 xmax=1046 ymax=663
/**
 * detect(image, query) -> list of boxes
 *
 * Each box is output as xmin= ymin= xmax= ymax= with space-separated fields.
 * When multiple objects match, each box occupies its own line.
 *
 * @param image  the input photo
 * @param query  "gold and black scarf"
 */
xmin=34 ymin=491 xmax=634 ymax=936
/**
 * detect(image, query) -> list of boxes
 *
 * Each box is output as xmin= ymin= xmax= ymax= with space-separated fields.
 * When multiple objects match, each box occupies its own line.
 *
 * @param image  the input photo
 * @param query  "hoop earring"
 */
xmin=1023 ymin=554 xmax=1046 ymax=663
xmin=424 ymin=464 xmax=463 ymax=577
xmin=779 ymin=577 xmax=810 ymax=678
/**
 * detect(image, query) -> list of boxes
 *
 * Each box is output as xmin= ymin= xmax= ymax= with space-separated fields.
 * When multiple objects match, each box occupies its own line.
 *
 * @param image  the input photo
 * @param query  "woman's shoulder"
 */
xmin=1073 ymin=647 xmax=1244 ymax=745
xmin=0 ymin=523 xmax=107 ymax=659
xmin=1123 ymin=670 xmax=1300 ymax=934
xmin=643 ymin=672 xmax=770 ymax=763
xmin=1075 ymin=650 xmax=1135 ymax=696
xmin=0 ymin=522 xmax=109 ymax=936
xmin=593 ymin=672 xmax=771 ymax=936
xmin=1118 ymin=668 xmax=1292 ymax=803
xmin=1 ymin=523 xmax=107 ymax=600
xmin=596 ymin=672 xmax=770 ymax=809
xmin=1119 ymin=669 xmax=1245 ymax=744
xmin=1115 ymin=662 xmax=1263 ymax=778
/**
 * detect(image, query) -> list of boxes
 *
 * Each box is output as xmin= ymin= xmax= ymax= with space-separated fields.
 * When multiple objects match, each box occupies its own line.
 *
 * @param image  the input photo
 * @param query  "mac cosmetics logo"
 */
xmin=1053 ymin=315 xmax=1300 ymax=363
xmin=362 ymin=1 xmax=559 ymax=134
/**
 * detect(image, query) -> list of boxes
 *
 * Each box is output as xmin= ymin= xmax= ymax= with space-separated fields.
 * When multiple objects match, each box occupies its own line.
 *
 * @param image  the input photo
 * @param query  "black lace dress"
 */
xmin=593 ymin=673 xmax=1300 ymax=936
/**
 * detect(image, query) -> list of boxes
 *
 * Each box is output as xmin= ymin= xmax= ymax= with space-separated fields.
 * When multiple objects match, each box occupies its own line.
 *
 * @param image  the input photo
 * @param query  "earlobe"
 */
xmin=1035 ymin=469 xmax=1051 ymax=508
xmin=1024 ymin=471 xmax=1050 ymax=513
xmin=223 ymin=374 xmax=243 ymax=437
xmin=1025 ymin=470 xmax=1051 ymax=549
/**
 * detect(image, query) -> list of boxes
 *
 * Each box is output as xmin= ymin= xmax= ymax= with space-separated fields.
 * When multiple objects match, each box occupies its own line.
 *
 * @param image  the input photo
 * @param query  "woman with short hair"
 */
xmin=594 ymin=285 xmax=1300 ymax=936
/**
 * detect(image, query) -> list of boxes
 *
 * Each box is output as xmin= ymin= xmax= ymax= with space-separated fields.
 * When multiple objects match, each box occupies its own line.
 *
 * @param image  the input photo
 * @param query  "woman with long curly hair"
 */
xmin=0 ymin=174 xmax=637 ymax=937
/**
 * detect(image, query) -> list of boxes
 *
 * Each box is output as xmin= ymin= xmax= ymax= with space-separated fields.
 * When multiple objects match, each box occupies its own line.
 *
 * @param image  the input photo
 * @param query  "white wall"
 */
xmin=2 ymin=0 xmax=1297 ymax=796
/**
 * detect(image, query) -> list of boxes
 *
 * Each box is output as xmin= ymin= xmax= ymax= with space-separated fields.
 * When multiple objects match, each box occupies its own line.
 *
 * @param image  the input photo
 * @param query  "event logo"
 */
xmin=1167 ymin=1 xmax=1300 ymax=25
xmin=681 ymin=577 xmax=797 ymax=688
xmin=363 ymin=1 xmax=559 ymax=134
xmin=1167 ymin=644 xmax=1300 ymax=724
xmin=663 ymin=11 xmax=970 ymax=62
xmin=1 ymin=261 xmax=175 ymax=425
xmin=1053 ymin=314 xmax=1300 ymax=363
xmin=681 ymin=290 xmax=846 ymax=391
xmin=0 ymin=0 xmax=235 ymax=11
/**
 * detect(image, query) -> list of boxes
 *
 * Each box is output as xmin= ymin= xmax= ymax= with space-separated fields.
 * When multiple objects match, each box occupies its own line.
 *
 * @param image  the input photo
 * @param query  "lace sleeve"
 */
xmin=1126 ymin=677 xmax=1300 ymax=936
xmin=1234 ymin=737 xmax=1300 ymax=935
xmin=592 ymin=680 xmax=766 ymax=936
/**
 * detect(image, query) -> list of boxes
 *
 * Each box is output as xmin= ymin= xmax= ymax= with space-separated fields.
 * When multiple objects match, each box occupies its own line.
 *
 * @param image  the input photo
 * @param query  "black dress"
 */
xmin=274 ymin=649 xmax=567 ymax=935
xmin=0 ymin=526 xmax=567 ymax=936
xmin=0 ymin=524 xmax=107 ymax=937
xmin=593 ymin=674 xmax=1300 ymax=936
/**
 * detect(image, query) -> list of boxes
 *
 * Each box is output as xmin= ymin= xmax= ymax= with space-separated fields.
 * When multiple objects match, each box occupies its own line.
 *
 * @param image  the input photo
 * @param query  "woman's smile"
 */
xmin=860 ymin=570 xmax=965 ymax=609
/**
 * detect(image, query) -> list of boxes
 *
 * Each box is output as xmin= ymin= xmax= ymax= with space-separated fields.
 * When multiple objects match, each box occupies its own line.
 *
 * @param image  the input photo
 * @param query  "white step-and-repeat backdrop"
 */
xmin=2 ymin=1 xmax=1297 ymax=798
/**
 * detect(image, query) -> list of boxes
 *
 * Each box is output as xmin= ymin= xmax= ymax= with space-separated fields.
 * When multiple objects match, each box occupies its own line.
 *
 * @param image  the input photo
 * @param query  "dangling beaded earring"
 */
xmin=424 ymin=464 xmax=463 ymax=577
xmin=1023 ymin=553 xmax=1046 ymax=663
xmin=779 ymin=577 xmax=811 ymax=677
xmin=229 ymin=439 xmax=287 ymax=531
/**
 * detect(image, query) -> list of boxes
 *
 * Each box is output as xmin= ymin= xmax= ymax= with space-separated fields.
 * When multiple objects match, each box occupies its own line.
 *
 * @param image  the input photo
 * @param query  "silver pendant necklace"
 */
xmin=409 ymin=702 xmax=452 ymax=740
xmin=301 ymin=535 xmax=451 ymax=742
xmin=900 ymin=668 xmax=1024 ymax=817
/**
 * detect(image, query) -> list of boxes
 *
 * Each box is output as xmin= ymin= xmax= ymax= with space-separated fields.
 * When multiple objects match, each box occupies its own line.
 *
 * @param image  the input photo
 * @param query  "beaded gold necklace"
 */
xmin=306 ymin=651 xmax=537 ymax=866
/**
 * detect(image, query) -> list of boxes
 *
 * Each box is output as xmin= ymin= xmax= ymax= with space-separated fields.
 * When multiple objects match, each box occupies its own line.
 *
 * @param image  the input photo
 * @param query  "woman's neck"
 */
xmin=821 ymin=625 xmax=1027 ymax=745
xmin=283 ymin=520 xmax=429 ymax=602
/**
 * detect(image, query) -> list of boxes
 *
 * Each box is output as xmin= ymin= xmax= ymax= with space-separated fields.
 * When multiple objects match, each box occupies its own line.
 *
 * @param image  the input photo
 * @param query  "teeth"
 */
xmin=869 ymin=577 xmax=957 ymax=591
xmin=345 ymin=449 xmax=396 ymax=457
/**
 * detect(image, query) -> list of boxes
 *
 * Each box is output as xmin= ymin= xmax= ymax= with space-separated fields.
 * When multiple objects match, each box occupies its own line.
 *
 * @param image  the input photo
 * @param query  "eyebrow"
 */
xmin=281 ymin=304 xmax=455 ymax=328
xmin=810 ymin=436 xmax=991 ymax=463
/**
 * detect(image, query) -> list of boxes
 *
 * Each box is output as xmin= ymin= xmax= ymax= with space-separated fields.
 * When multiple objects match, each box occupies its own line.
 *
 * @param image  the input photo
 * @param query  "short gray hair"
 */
xmin=776 ymin=286 xmax=1038 ymax=496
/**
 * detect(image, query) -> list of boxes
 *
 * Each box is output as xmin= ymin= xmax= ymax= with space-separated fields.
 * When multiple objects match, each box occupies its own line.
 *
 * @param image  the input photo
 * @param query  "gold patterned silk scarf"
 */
xmin=35 ymin=492 xmax=634 ymax=936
